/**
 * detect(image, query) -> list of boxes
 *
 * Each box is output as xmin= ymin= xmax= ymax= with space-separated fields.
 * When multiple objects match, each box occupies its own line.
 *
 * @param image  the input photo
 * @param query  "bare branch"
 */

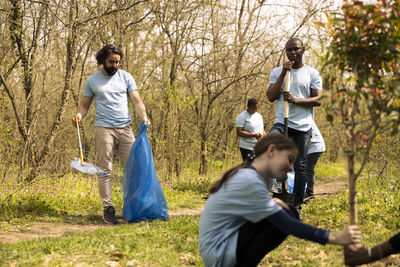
xmin=0 ymin=73 xmax=27 ymax=140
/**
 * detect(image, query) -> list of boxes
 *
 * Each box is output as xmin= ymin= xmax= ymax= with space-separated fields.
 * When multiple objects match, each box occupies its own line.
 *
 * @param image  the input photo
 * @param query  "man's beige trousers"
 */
xmin=95 ymin=126 xmax=135 ymax=208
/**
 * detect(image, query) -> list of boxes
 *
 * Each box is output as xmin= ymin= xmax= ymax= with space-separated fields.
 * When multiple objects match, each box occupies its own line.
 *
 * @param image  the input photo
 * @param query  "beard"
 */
xmin=103 ymin=64 xmax=118 ymax=75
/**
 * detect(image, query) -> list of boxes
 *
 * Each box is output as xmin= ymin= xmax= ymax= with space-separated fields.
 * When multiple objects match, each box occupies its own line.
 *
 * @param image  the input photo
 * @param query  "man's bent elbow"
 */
xmin=266 ymin=92 xmax=276 ymax=103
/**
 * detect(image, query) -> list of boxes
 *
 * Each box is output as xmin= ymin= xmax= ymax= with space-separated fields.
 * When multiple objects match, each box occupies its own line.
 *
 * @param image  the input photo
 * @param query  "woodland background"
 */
xmin=0 ymin=0 xmax=397 ymax=183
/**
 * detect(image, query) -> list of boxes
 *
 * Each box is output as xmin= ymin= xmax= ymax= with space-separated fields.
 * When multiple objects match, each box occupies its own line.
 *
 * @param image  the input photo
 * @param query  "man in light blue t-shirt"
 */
xmin=266 ymin=38 xmax=323 ymax=211
xmin=72 ymin=44 xmax=150 ymax=224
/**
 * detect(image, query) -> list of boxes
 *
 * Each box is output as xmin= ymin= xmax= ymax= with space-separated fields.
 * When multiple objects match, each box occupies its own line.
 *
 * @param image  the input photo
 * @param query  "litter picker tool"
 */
xmin=76 ymin=115 xmax=84 ymax=166
xmin=70 ymin=116 xmax=106 ymax=175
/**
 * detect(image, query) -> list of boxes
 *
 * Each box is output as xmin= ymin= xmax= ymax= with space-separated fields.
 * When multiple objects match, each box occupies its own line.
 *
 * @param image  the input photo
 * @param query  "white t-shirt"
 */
xmin=308 ymin=121 xmax=326 ymax=154
xmin=199 ymin=168 xmax=281 ymax=267
xmin=269 ymin=64 xmax=322 ymax=132
xmin=235 ymin=110 xmax=264 ymax=150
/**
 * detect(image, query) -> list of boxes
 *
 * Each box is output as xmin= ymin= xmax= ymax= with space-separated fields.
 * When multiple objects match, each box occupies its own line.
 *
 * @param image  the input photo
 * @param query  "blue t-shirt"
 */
xmin=235 ymin=110 xmax=264 ymax=150
xmin=83 ymin=69 xmax=138 ymax=128
xmin=269 ymin=64 xmax=322 ymax=132
xmin=199 ymin=167 xmax=330 ymax=267
xmin=199 ymin=168 xmax=281 ymax=267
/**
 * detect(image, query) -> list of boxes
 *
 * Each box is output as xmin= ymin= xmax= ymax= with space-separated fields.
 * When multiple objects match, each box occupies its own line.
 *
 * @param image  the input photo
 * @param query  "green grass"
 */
xmin=0 ymin=173 xmax=206 ymax=231
xmin=314 ymin=159 xmax=347 ymax=181
xmin=0 ymin=216 xmax=202 ymax=266
xmin=0 ymin=171 xmax=207 ymax=266
xmin=1 ymin=161 xmax=400 ymax=266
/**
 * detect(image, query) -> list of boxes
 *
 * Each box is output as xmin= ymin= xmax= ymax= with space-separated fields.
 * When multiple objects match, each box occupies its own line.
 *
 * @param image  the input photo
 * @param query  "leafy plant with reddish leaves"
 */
xmin=323 ymin=0 xmax=400 ymax=224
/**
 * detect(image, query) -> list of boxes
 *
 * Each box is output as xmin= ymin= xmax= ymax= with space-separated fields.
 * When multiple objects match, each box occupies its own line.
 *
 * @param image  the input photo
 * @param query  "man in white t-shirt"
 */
xmin=235 ymin=98 xmax=266 ymax=161
xmin=267 ymin=38 xmax=323 ymax=211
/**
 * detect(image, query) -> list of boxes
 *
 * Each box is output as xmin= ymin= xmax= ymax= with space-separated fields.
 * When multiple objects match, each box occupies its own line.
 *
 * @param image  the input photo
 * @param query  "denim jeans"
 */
xmin=269 ymin=123 xmax=312 ymax=207
xmin=306 ymin=152 xmax=322 ymax=194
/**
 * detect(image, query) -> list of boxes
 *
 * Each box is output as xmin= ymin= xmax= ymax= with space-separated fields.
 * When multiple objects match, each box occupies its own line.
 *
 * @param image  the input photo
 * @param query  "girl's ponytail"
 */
xmin=208 ymin=132 xmax=297 ymax=194
xmin=209 ymin=161 xmax=251 ymax=193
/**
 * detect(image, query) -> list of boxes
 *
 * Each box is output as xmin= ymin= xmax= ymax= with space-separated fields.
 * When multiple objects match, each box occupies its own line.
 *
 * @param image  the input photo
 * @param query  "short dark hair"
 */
xmin=247 ymin=98 xmax=259 ymax=108
xmin=286 ymin=38 xmax=304 ymax=48
xmin=95 ymin=44 xmax=123 ymax=65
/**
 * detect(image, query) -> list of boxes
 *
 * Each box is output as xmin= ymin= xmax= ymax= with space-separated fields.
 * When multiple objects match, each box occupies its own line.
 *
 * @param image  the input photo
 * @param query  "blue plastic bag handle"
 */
xmin=138 ymin=122 xmax=149 ymax=136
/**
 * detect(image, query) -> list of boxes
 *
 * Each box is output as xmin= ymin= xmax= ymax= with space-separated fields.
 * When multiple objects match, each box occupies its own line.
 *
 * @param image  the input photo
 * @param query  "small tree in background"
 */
xmin=323 ymin=0 xmax=400 ymax=225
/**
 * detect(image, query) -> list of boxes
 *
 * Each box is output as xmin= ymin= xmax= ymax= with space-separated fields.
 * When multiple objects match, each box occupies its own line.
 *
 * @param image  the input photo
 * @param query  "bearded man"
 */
xmin=72 ymin=44 xmax=150 ymax=224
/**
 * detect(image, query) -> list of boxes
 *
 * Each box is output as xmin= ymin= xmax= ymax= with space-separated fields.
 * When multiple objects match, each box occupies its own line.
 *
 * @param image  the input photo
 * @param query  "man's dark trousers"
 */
xmin=270 ymin=123 xmax=311 ymax=207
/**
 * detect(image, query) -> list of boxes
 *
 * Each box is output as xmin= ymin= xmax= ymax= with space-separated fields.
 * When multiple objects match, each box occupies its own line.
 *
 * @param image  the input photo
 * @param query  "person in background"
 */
xmin=266 ymin=37 xmax=322 ymax=213
xmin=304 ymin=122 xmax=325 ymax=202
xmin=235 ymin=98 xmax=266 ymax=162
xmin=72 ymin=44 xmax=150 ymax=224
xmin=345 ymin=232 xmax=400 ymax=265
xmin=199 ymin=133 xmax=361 ymax=267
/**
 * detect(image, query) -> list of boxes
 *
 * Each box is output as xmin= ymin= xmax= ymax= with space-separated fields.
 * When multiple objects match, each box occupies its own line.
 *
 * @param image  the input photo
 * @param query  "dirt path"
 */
xmin=0 ymin=223 xmax=104 ymax=243
xmin=0 ymin=178 xmax=346 ymax=244
xmin=313 ymin=176 xmax=347 ymax=199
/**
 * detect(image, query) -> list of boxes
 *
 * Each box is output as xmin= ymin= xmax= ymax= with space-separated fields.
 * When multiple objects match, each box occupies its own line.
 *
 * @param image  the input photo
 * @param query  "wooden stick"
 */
xmin=284 ymin=70 xmax=290 ymax=136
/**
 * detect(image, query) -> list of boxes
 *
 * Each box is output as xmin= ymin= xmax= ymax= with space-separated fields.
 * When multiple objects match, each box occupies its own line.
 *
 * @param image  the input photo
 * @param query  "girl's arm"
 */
xmin=267 ymin=210 xmax=361 ymax=245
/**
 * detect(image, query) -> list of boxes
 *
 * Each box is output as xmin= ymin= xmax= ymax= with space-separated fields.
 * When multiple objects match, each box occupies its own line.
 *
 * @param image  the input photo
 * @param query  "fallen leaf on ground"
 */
xmin=126 ymin=259 xmax=140 ymax=266
xmin=179 ymin=253 xmax=195 ymax=265
xmin=318 ymin=250 xmax=328 ymax=259
xmin=111 ymin=252 xmax=125 ymax=259
xmin=105 ymin=261 xmax=121 ymax=267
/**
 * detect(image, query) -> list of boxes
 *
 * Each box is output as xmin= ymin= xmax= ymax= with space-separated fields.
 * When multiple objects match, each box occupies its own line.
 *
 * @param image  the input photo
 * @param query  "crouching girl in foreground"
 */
xmin=199 ymin=133 xmax=361 ymax=267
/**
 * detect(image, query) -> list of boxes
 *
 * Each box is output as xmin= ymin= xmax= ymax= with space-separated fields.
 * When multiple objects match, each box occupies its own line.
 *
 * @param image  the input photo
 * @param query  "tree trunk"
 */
xmin=27 ymin=1 xmax=78 ymax=180
xmin=347 ymin=153 xmax=358 ymax=225
xmin=199 ymin=125 xmax=208 ymax=175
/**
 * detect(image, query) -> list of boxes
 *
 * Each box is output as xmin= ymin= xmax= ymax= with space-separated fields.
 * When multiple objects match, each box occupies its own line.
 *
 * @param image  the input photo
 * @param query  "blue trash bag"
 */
xmin=286 ymin=171 xmax=307 ymax=194
xmin=287 ymin=171 xmax=295 ymax=193
xmin=123 ymin=123 xmax=169 ymax=222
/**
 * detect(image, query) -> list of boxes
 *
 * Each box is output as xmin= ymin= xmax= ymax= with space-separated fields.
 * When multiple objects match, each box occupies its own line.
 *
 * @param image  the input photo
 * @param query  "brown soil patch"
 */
xmin=0 ymin=222 xmax=106 ymax=243
xmin=168 ymin=207 xmax=203 ymax=216
xmin=313 ymin=176 xmax=347 ymax=199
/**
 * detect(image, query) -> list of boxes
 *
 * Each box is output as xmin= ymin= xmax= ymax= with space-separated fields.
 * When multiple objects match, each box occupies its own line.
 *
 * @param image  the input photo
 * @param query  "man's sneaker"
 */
xmin=271 ymin=180 xmax=283 ymax=193
xmin=103 ymin=206 xmax=118 ymax=224
xmin=303 ymin=192 xmax=315 ymax=203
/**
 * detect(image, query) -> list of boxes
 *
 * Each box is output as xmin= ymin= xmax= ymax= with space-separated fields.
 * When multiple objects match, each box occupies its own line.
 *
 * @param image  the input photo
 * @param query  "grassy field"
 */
xmin=1 ymin=161 xmax=400 ymax=266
